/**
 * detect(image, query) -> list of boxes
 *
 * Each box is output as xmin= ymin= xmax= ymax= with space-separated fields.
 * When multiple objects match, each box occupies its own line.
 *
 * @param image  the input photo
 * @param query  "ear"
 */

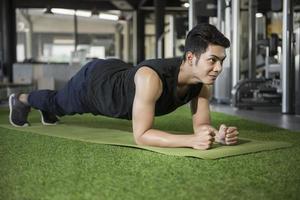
xmin=185 ymin=51 xmax=194 ymax=65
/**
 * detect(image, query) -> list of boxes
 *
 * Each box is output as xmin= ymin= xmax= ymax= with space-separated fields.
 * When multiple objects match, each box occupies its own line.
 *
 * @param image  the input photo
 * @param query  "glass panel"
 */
xmin=16 ymin=8 xmax=117 ymax=63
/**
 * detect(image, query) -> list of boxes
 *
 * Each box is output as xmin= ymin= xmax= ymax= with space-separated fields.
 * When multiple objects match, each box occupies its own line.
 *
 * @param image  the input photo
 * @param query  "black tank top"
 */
xmin=87 ymin=58 xmax=202 ymax=120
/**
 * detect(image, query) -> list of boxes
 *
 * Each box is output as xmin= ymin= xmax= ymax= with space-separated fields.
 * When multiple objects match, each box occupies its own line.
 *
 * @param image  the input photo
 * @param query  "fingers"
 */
xmin=206 ymin=134 xmax=215 ymax=144
xmin=193 ymin=127 xmax=216 ymax=150
xmin=193 ymin=139 xmax=214 ymax=150
xmin=198 ymin=134 xmax=214 ymax=144
xmin=204 ymin=128 xmax=216 ymax=143
xmin=226 ymin=126 xmax=237 ymax=134
xmin=225 ymin=140 xmax=238 ymax=145
xmin=191 ymin=140 xmax=213 ymax=150
xmin=219 ymin=124 xmax=227 ymax=135
xmin=226 ymin=136 xmax=238 ymax=142
xmin=225 ymin=126 xmax=239 ymax=145
xmin=196 ymin=127 xmax=216 ymax=137
xmin=214 ymin=124 xmax=226 ymax=144
xmin=226 ymin=127 xmax=239 ymax=138
xmin=220 ymin=124 xmax=227 ymax=131
xmin=218 ymin=124 xmax=227 ymax=139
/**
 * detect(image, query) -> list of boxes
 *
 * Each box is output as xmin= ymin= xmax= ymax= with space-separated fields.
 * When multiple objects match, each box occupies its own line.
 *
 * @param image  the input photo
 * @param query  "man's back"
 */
xmin=86 ymin=58 xmax=202 ymax=119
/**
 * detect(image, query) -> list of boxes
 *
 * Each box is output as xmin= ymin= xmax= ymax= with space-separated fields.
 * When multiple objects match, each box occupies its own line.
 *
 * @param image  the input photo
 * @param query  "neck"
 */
xmin=178 ymin=61 xmax=200 ymax=86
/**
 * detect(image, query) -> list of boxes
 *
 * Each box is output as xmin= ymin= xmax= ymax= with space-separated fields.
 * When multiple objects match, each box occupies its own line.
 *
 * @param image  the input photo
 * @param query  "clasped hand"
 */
xmin=191 ymin=124 xmax=239 ymax=150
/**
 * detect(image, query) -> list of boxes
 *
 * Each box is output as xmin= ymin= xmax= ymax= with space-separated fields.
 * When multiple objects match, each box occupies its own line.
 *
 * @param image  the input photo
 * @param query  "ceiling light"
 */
xmin=51 ymin=8 xmax=91 ymax=17
xmin=183 ymin=3 xmax=190 ymax=8
xmin=51 ymin=8 xmax=75 ymax=16
xmin=99 ymin=13 xmax=119 ymax=21
xmin=256 ymin=13 xmax=263 ymax=18
xmin=76 ymin=10 xmax=91 ymax=17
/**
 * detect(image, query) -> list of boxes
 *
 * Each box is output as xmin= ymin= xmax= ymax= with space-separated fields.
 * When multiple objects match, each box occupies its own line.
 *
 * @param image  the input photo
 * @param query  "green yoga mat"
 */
xmin=0 ymin=123 xmax=292 ymax=159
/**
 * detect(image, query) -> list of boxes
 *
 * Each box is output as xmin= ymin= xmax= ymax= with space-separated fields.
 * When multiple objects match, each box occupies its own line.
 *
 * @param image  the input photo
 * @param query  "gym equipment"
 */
xmin=232 ymin=34 xmax=282 ymax=108
xmin=232 ymin=78 xmax=281 ymax=108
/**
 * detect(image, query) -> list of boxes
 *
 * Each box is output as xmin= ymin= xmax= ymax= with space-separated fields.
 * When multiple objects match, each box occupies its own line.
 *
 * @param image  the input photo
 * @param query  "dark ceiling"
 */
xmin=14 ymin=0 xmax=185 ymax=11
xmin=13 ymin=0 xmax=300 ymax=13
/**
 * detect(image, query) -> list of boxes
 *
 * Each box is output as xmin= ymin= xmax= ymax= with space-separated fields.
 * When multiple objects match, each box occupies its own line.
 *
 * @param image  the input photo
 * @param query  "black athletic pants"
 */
xmin=28 ymin=61 xmax=97 ymax=116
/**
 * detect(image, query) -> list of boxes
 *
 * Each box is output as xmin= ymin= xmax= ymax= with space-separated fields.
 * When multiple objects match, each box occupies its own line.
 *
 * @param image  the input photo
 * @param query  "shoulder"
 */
xmin=134 ymin=66 xmax=162 ymax=100
xmin=134 ymin=66 xmax=161 ymax=84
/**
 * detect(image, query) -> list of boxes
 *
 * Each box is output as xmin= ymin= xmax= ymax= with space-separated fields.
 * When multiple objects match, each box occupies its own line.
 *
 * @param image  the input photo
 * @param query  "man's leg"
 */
xmin=9 ymin=60 xmax=96 ymax=127
xmin=9 ymin=91 xmax=60 ymax=127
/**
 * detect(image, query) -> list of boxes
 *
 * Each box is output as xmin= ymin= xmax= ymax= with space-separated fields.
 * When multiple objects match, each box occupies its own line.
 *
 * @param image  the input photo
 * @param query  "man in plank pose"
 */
xmin=9 ymin=23 xmax=238 ymax=150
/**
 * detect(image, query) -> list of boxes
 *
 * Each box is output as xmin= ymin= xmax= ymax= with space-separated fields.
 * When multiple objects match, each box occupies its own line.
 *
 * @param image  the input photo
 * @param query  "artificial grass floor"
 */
xmin=0 ymin=106 xmax=300 ymax=200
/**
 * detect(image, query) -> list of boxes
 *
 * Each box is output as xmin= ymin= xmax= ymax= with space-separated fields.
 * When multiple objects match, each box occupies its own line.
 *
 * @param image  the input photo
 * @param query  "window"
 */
xmin=16 ymin=8 xmax=117 ymax=63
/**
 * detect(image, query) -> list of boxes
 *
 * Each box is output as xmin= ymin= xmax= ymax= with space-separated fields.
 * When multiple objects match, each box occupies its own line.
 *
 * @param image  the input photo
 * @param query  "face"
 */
xmin=187 ymin=44 xmax=226 ymax=85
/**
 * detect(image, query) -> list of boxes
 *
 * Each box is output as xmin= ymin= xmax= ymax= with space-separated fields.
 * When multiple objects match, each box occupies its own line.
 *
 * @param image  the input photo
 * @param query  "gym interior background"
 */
xmin=0 ymin=0 xmax=299 ymax=130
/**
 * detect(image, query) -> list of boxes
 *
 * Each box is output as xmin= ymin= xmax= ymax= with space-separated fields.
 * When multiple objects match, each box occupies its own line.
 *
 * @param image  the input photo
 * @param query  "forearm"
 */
xmin=193 ymin=123 xmax=216 ymax=134
xmin=135 ymin=129 xmax=193 ymax=148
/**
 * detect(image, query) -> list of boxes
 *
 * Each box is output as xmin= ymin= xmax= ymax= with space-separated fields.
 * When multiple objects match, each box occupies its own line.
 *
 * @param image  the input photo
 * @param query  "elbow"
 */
xmin=134 ymin=135 xmax=145 ymax=146
xmin=133 ymin=130 xmax=147 ymax=146
xmin=133 ymin=131 xmax=144 ymax=145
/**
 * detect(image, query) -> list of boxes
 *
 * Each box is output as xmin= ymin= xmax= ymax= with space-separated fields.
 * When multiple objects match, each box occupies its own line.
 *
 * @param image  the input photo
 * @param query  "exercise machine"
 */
xmin=232 ymin=34 xmax=282 ymax=108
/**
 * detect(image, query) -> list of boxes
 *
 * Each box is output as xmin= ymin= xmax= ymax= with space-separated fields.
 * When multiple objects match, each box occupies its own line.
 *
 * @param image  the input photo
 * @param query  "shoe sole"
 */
xmin=8 ymin=93 xmax=29 ymax=127
xmin=39 ymin=110 xmax=58 ymax=126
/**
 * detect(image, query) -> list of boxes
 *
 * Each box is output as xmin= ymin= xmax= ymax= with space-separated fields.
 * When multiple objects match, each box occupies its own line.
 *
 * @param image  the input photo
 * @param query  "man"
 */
xmin=9 ymin=23 xmax=238 ymax=150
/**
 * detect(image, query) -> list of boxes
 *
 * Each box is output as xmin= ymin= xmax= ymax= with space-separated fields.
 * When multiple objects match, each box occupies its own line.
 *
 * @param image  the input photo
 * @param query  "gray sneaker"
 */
xmin=9 ymin=93 xmax=31 ymax=127
xmin=39 ymin=110 xmax=59 ymax=125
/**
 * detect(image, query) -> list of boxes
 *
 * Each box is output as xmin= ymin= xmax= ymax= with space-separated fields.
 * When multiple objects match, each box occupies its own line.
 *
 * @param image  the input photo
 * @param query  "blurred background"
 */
xmin=0 ymin=0 xmax=299 ymax=129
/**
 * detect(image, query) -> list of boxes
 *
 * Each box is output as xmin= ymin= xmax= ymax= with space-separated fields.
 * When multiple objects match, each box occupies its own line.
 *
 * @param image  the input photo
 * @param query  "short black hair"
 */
xmin=183 ymin=23 xmax=230 ymax=61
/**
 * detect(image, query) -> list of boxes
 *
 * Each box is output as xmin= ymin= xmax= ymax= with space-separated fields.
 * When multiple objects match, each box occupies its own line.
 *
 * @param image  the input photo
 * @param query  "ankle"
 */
xmin=19 ymin=94 xmax=29 ymax=106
